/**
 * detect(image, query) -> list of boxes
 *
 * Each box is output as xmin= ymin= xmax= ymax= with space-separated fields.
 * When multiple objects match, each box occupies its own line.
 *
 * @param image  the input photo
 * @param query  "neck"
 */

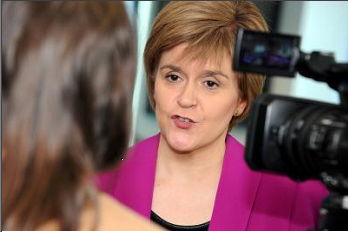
xmin=157 ymin=132 xmax=227 ymax=180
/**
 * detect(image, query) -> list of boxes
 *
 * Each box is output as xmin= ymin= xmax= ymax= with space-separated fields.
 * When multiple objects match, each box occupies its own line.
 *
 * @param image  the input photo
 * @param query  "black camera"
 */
xmin=246 ymin=94 xmax=348 ymax=181
xmin=233 ymin=29 xmax=348 ymax=230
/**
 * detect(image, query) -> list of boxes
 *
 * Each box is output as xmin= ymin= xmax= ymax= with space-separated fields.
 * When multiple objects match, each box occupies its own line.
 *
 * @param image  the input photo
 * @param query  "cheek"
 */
xmin=154 ymin=80 xmax=173 ymax=114
xmin=206 ymin=95 xmax=237 ymax=121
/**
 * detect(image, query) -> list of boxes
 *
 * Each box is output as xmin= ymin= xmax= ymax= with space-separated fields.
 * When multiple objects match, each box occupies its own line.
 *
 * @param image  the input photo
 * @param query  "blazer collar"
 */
xmin=209 ymin=135 xmax=261 ymax=231
xmin=114 ymin=134 xmax=160 ymax=218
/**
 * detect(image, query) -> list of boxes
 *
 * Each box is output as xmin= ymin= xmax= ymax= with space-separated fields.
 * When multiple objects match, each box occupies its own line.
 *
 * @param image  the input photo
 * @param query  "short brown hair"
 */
xmin=2 ymin=1 xmax=135 ymax=230
xmin=144 ymin=1 xmax=268 ymax=130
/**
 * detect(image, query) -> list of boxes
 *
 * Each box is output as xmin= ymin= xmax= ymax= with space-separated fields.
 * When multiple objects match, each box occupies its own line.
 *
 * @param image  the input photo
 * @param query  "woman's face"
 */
xmin=154 ymin=43 xmax=246 ymax=153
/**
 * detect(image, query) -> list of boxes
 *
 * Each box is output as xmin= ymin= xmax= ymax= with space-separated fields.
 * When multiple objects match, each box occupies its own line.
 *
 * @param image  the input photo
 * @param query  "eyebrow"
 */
xmin=202 ymin=70 xmax=230 ymax=79
xmin=160 ymin=64 xmax=182 ymax=73
xmin=159 ymin=64 xmax=230 ymax=79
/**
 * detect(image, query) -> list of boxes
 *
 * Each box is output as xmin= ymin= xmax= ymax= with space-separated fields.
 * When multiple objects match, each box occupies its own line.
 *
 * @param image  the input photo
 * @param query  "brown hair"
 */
xmin=144 ymin=1 xmax=268 ymax=130
xmin=2 ymin=1 xmax=135 ymax=230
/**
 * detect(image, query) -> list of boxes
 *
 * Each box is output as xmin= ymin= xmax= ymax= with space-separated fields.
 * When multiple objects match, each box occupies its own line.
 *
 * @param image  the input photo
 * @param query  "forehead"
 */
xmin=159 ymin=43 xmax=232 ymax=71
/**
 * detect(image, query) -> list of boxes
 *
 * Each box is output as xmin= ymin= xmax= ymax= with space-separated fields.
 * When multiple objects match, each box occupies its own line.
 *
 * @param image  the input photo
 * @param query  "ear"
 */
xmin=236 ymin=98 xmax=247 ymax=116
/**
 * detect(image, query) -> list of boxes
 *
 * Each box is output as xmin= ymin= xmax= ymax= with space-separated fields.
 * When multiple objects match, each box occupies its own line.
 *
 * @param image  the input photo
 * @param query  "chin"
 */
xmin=166 ymin=133 xmax=197 ymax=154
xmin=170 ymin=144 xmax=195 ymax=154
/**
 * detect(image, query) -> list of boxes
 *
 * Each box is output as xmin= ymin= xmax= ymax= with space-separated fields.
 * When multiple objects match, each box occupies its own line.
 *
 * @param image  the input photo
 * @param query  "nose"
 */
xmin=178 ymin=81 xmax=197 ymax=108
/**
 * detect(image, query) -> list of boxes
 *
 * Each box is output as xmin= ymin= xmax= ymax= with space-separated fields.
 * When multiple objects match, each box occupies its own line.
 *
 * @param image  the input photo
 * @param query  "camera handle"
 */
xmin=315 ymin=172 xmax=348 ymax=230
xmin=297 ymin=52 xmax=348 ymax=107
xmin=330 ymin=63 xmax=348 ymax=107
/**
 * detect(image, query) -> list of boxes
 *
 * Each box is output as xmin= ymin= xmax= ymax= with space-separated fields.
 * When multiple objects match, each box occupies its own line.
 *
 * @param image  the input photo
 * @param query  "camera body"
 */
xmin=233 ymin=29 xmax=348 ymax=185
xmin=246 ymin=93 xmax=348 ymax=182
xmin=233 ymin=28 xmax=348 ymax=231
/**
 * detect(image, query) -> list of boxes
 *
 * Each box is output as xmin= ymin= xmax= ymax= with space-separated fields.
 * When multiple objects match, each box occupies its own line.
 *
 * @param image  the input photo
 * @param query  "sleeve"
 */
xmin=95 ymin=145 xmax=137 ymax=196
xmin=290 ymin=180 xmax=329 ymax=230
xmin=95 ymin=167 xmax=122 ymax=196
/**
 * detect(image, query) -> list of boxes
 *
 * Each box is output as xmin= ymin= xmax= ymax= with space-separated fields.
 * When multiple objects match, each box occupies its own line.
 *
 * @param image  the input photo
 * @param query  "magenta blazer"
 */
xmin=97 ymin=134 xmax=328 ymax=230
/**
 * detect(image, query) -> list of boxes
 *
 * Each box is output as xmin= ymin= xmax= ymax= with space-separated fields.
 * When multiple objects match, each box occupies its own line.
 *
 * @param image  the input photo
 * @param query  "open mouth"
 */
xmin=178 ymin=117 xmax=191 ymax=123
xmin=171 ymin=115 xmax=195 ymax=123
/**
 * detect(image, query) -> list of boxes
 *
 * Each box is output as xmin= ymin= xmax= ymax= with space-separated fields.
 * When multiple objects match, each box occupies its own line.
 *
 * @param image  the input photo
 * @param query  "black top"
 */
xmin=150 ymin=210 xmax=210 ymax=231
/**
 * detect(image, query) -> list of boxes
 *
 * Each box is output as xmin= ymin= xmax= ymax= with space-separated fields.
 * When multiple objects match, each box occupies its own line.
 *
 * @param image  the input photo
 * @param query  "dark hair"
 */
xmin=2 ymin=1 xmax=135 ymax=230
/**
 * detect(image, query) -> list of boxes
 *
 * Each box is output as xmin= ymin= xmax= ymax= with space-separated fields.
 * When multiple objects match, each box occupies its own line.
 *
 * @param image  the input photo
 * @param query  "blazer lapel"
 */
xmin=209 ymin=135 xmax=262 ymax=231
xmin=114 ymin=134 xmax=160 ymax=219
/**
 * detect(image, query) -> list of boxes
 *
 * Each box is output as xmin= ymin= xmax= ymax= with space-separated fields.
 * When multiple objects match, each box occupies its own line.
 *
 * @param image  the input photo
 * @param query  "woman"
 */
xmin=2 ymin=1 xmax=160 ymax=230
xmin=98 ymin=1 xmax=328 ymax=230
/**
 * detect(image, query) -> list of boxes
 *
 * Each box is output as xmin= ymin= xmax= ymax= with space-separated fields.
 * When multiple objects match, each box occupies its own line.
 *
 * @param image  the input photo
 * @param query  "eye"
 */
xmin=204 ymin=80 xmax=219 ymax=89
xmin=165 ymin=74 xmax=181 ymax=82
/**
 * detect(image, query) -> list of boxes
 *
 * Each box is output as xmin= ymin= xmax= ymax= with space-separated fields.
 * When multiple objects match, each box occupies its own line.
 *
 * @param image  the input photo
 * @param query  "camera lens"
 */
xmin=278 ymin=106 xmax=348 ymax=180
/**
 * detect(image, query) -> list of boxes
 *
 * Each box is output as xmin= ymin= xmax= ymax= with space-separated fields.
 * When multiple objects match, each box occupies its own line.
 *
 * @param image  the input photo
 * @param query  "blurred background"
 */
xmin=124 ymin=1 xmax=348 ymax=145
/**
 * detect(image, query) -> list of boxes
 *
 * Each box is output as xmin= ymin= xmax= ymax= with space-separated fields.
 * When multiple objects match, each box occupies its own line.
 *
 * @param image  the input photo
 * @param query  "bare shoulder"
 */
xmin=35 ymin=193 xmax=164 ymax=231
xmin=97 ymin=193 xmax=164 ymax=231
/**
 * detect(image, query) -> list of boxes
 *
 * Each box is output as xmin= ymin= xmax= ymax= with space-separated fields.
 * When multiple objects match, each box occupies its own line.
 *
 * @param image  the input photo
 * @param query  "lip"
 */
xmin=171 ymin=115 xmax=196 ymax=129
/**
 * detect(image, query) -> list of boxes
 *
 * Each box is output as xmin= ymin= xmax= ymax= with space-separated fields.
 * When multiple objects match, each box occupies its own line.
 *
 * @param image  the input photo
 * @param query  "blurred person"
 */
xmin=2 ymin=1 xmax=161 ymax=230
xmin=98 ymin=1 xmax=328 ymax=231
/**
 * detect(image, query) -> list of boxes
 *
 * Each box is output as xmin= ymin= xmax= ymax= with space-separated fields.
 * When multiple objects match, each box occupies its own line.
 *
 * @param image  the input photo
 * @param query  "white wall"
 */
xmin=270 ymin=1 xmax=348 ymax=104
xmin=130 ymin=1 xmax=160 ymax=145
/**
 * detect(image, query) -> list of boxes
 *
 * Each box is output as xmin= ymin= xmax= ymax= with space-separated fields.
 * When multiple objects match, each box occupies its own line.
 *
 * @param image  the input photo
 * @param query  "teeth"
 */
xmin=179 ymin=117 xmax=190 ymax=123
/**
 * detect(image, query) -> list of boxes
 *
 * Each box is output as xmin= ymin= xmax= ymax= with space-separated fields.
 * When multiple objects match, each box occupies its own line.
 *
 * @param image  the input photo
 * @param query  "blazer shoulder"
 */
xmin=128 ymin=133 xmax=160 ymax=156
xmin=96 ymin=134 xmax=159 ymax=193
xmin=226 ymin=134 xmax=245 ymax=156
xmin=289 ymin=179 xmax=328 ymax=230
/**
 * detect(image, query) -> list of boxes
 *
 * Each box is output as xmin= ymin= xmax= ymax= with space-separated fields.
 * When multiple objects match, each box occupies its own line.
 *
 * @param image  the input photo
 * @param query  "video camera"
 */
xmin=233 ymin=28 xmax=348 ymax=230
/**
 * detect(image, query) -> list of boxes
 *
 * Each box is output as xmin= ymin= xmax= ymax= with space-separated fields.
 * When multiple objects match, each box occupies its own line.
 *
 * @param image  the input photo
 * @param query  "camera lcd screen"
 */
xmin=234 ymin=29 xmax=301 ymax=77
